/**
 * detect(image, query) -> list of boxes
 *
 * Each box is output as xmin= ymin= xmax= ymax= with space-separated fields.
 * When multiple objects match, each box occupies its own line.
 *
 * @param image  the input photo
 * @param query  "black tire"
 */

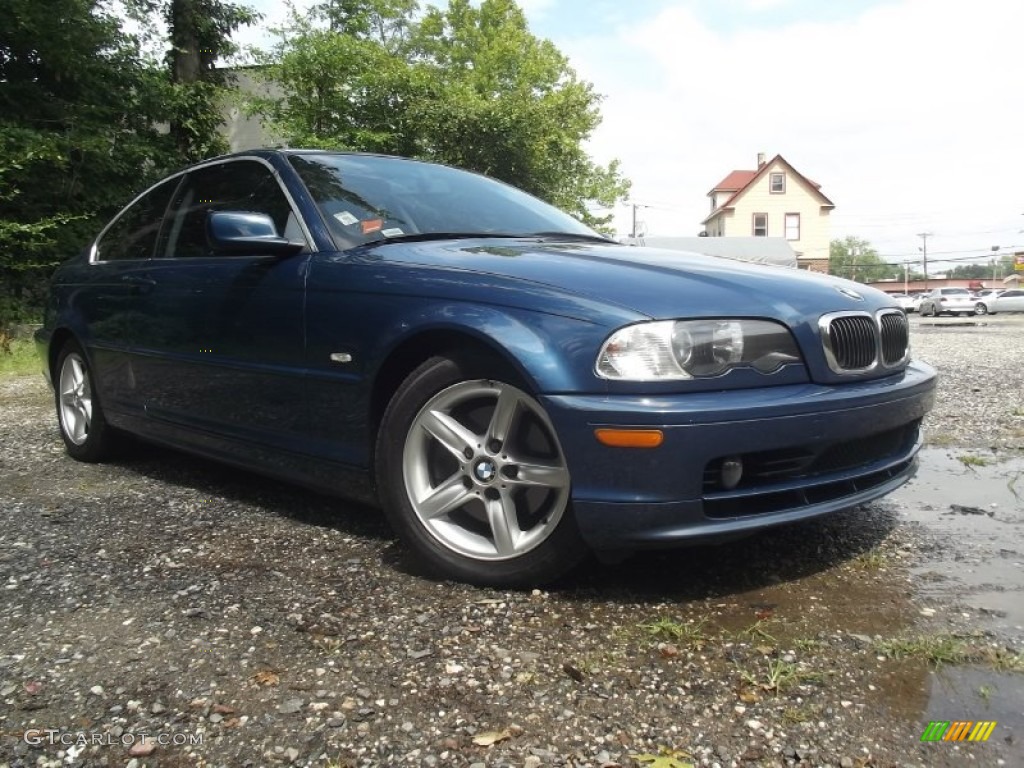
xmin=54 ymin=340 xmax=118 ymax=462
xmin=974 ymin=302 xmax=988 ymax=315
xmin=375 ymin=354 xmax=586 ymax=587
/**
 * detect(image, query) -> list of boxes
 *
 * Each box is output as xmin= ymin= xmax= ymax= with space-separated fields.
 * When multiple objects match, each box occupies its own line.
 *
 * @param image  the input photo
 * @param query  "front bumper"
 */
xmin=542 ymin=361 xmax=936 ymax=549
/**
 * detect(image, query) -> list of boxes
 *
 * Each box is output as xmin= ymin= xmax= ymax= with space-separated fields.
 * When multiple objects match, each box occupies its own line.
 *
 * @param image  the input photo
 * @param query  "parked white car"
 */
xmin=918 ymin=288 xmax=976 ymax=317
xmin=887 ymin=293 xmax=917 ymax=313
xmin=974 ymin=288 xmax=1024 ymax=315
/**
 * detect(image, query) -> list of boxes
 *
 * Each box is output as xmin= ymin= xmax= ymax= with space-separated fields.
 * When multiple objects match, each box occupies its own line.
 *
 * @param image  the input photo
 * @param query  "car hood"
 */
xmin=376 ymin=238 xmax=895 ymax=322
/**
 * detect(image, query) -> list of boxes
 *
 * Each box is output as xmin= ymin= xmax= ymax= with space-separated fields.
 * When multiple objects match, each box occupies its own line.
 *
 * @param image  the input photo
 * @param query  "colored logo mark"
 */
xmin=920 ymin=720 xmax=997 ymax=742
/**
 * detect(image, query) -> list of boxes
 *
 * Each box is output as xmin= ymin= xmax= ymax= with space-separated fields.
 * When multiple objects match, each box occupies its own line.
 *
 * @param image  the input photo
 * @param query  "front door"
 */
xmin=131 ymin=158 xmax=312 ymax=453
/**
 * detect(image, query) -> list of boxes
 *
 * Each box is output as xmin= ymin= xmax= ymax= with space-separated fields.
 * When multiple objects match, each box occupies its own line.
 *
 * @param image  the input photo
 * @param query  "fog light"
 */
xmin=721 ymin=456 xmax=743 ymax=490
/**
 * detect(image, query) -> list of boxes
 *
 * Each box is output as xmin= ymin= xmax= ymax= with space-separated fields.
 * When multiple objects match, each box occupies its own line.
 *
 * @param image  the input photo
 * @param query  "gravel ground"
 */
xmin=1 ymin=315 xmax=1022 ymax=768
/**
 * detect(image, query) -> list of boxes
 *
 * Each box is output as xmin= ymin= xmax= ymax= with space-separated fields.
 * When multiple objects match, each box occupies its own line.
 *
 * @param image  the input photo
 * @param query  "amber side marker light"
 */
xmin=594 ymin=428 xmax=664 ymax=448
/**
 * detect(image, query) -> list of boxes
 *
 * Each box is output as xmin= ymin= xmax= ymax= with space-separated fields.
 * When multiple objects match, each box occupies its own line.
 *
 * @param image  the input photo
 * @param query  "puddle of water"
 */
xmin=890 ymin=447 xmax=1024 ymax=632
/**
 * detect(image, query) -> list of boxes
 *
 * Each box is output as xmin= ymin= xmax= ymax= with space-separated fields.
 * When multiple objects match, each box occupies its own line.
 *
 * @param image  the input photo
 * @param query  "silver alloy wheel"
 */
xmin=402 ymin=380 xmax=571 ymax=561
xmin=975 ymin=303 xmax=988 ymax=315
xmin=58 ymin=352 xmax=93 ymax=446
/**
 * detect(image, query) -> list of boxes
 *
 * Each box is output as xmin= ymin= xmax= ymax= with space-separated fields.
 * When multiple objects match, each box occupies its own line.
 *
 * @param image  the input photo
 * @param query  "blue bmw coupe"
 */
xmin=36 ymin=150 xmax=936 ymax=586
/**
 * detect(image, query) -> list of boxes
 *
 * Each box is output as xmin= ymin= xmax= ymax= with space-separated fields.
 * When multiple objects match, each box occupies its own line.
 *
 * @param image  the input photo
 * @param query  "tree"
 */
xmin=829 ymin=237 xmax=900 ymax=283
xmin=946 ymin=254 xmax=1015 ymax=281
xmin=0 ymin=0 xmax=257 ymax=324
xmin=124 ymin=0 xmax=260 ymax=160
xmin=253 ymin=0 xmax=630 ymax=230
xmin=0 ymin=0 xmax=178 ymax=322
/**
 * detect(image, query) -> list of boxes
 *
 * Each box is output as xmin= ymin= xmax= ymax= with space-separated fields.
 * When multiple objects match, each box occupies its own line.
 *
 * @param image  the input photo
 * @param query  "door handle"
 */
xmin=121 ymin=275 xmax=156 ymax=295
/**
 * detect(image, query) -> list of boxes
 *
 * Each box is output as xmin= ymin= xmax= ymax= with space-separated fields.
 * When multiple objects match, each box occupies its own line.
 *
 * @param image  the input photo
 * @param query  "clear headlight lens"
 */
xmin=596 ymin=319 xmax=802 ymax=380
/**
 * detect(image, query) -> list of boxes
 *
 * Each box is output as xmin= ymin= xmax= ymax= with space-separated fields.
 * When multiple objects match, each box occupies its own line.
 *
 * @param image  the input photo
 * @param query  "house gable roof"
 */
xmin=702 ymin=154 xmax=835 ymax=225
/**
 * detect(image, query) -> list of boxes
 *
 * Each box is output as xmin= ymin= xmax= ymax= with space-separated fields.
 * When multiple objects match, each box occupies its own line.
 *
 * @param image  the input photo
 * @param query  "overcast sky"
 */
xmin=241 ymin=0 xmax=1024 ymax=271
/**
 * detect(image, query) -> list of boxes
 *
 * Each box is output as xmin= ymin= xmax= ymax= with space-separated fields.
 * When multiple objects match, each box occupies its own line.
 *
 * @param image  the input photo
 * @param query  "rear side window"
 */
xmin=162 ymin=160 xmax=296 ymax=258
xmin=94 ymin=178 xmax=178 ymax=261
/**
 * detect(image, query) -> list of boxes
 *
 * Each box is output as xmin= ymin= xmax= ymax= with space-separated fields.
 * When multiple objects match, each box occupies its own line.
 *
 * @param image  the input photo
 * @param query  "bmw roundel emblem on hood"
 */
xmin=835 ymin=285 xmax=864 ymax=301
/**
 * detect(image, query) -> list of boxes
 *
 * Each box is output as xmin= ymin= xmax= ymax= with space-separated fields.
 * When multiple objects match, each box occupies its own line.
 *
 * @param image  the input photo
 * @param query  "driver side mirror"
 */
xmin=207 ymin=211 xmax=305 ymax=256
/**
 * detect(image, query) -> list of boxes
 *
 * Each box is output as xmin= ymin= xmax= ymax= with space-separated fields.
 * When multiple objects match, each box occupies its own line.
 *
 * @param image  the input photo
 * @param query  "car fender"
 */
xmin=369 ymin=302 xmax=612 ymax=395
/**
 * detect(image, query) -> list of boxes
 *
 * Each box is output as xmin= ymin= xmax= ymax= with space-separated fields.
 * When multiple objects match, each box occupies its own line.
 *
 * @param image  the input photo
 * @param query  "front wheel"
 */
xmin=975 ymin=303 xmax=988 ymax=315
xmin=54 ymin=340 xmax=118 ymax=462
xmin=375 ymin=355 xmax=586 ymax=586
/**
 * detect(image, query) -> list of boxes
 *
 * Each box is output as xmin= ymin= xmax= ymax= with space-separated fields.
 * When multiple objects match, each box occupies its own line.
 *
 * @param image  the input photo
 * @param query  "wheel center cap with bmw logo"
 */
xmin=474 ymin=459 xmax=497 ymax=483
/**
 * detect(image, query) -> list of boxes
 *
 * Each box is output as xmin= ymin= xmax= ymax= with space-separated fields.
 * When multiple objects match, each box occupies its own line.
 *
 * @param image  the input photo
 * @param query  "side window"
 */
xmin=752 ymin=213 xmax=768 ymax=237
xmin=162 ymin=160 xmax=297 ymax=258
xmin=95 ymin=178 xmax=178 ymax=261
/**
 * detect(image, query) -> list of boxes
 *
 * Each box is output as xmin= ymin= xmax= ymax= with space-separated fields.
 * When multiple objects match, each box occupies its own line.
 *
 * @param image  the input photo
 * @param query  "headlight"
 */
xmin=596 ymin=319 xmax=802 ymax=380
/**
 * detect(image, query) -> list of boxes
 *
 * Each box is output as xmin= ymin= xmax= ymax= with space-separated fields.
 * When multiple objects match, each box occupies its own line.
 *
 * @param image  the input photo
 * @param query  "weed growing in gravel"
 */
xmin=875 ymin=634 xmax=972 ymax=666
xmin=979 ymin=646 xmax=1024 ymax=672
xmin=793 ymin=637 xmax=828 ymax=652
xmin=879 ymin=634 xmax=1024 ymax=672
xmin=782 ymin=704 xmax=818 ymax=724
xmin=740 ymin=659 xmax=821 ymax=695
xmin=977 ymin=684 xmax=993 ymax=702
xmin=850 ymin=548 xmax=889 ymax=570
xmin=736 ymin=618 xmax=777 ymax=644
xmin=640 ymin=616 xmax=709 ymax=648
xmin=957 ymin=454 xmax=992 ymax=469
xmin=631 ymin=747 xmax=695 ymax=768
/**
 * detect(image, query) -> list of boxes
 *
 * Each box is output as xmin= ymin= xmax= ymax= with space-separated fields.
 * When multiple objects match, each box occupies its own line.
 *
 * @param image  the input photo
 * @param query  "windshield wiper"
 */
xmin=362 ymin=232 xmax=522 ymax=246
xmin=527 ymin=231 xmax=617 ymax=244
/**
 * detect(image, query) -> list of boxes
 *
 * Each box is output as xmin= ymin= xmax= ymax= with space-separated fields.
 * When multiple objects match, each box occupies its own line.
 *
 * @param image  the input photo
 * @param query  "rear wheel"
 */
xmin=376 ymin=354 xmax=586 ymax=586
xmin=975 ymin=303 xmax=988 ymax=315
xmin=54 ymin=341 xmax=117 ymax=462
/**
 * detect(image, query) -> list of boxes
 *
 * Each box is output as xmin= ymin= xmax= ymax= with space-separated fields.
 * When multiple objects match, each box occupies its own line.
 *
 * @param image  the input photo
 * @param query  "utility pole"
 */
xmin=629 ymin=202 xmax=651 ymax=242
xmin=917 ymin=232 xmax=932 ymax=290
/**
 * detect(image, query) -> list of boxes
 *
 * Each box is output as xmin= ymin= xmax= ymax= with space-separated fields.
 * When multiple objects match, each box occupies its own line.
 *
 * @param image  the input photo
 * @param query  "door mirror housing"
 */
xmin=207 ymin=211 xmax=305 ymax=256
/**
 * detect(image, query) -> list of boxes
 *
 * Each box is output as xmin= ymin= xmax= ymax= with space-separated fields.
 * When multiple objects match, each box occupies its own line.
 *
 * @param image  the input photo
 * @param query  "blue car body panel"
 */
xmin=35 ymin=149 xmax=938 ymax=553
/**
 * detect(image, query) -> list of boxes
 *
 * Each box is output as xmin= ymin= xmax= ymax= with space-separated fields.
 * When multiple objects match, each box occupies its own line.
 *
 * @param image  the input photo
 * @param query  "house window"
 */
xmin=770 ymin=173 xmax=785 ymax=193
xmin=785 ymin=213 xmax=800 ymax=241
xmin=753 ymin=213 xmax=768 ymax=237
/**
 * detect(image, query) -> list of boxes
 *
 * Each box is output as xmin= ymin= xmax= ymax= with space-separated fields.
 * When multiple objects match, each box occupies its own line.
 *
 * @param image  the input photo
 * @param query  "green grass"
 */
xmin=957 ymin=454 xmax=992 ymax=469
xmin=736 ymin=618 xmax=777 ymax=644
xmin=0 ymin=337 xmax=41 ymax=377
xmin=739 ymin=659 xmax=822 ymax=695
xmin=875 ymin=634 xmax=973 ymax=666
xmin=850 ymin=548 xmax=890 ymax=571
xmin=640 ymin=616 xmax=709 ymax=647
xmin=876 ymin=634 xmax=1024 ymax=672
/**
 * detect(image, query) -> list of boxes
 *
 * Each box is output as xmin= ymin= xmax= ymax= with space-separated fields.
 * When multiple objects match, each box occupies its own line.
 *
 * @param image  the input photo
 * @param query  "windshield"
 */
xmin=289 ymin=153 xmax=600 ymax=249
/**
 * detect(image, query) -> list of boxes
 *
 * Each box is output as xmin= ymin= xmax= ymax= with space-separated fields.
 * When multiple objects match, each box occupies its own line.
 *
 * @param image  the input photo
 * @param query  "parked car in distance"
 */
xmin=887 ymin=293 xmax=917 ymax=313
xmin=974 ymin=288 xmax=1024 ymax=315
xmin=973 ymin=289 xmax=1003 ymax=301
xmin=34 ymin=149 xmax=938 ymax=587
xmin=918 ymin=287 xmax=977 ymax=317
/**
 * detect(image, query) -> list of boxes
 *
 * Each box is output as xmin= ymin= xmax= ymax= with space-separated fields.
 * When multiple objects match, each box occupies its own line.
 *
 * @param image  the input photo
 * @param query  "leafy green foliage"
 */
xmin=0 ymin=0 xmax=257 ymax=324
xmin=0 ymin=1 xmax=175 ymax=323
xmin=630 ymin=749 xmax=695 ymax=768
xmin=829 ymin=236 xmax=903 ymax=283
xmin=253 ymin=0 xmax=630 ymax=231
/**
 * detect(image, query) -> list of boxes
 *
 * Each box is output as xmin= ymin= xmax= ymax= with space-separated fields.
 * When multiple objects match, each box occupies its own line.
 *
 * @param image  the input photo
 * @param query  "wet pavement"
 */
xmin=890 ymin=447 xmax=1024 ymax=761
xmin=894 ymin=447 xmax=1024 ymax=634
